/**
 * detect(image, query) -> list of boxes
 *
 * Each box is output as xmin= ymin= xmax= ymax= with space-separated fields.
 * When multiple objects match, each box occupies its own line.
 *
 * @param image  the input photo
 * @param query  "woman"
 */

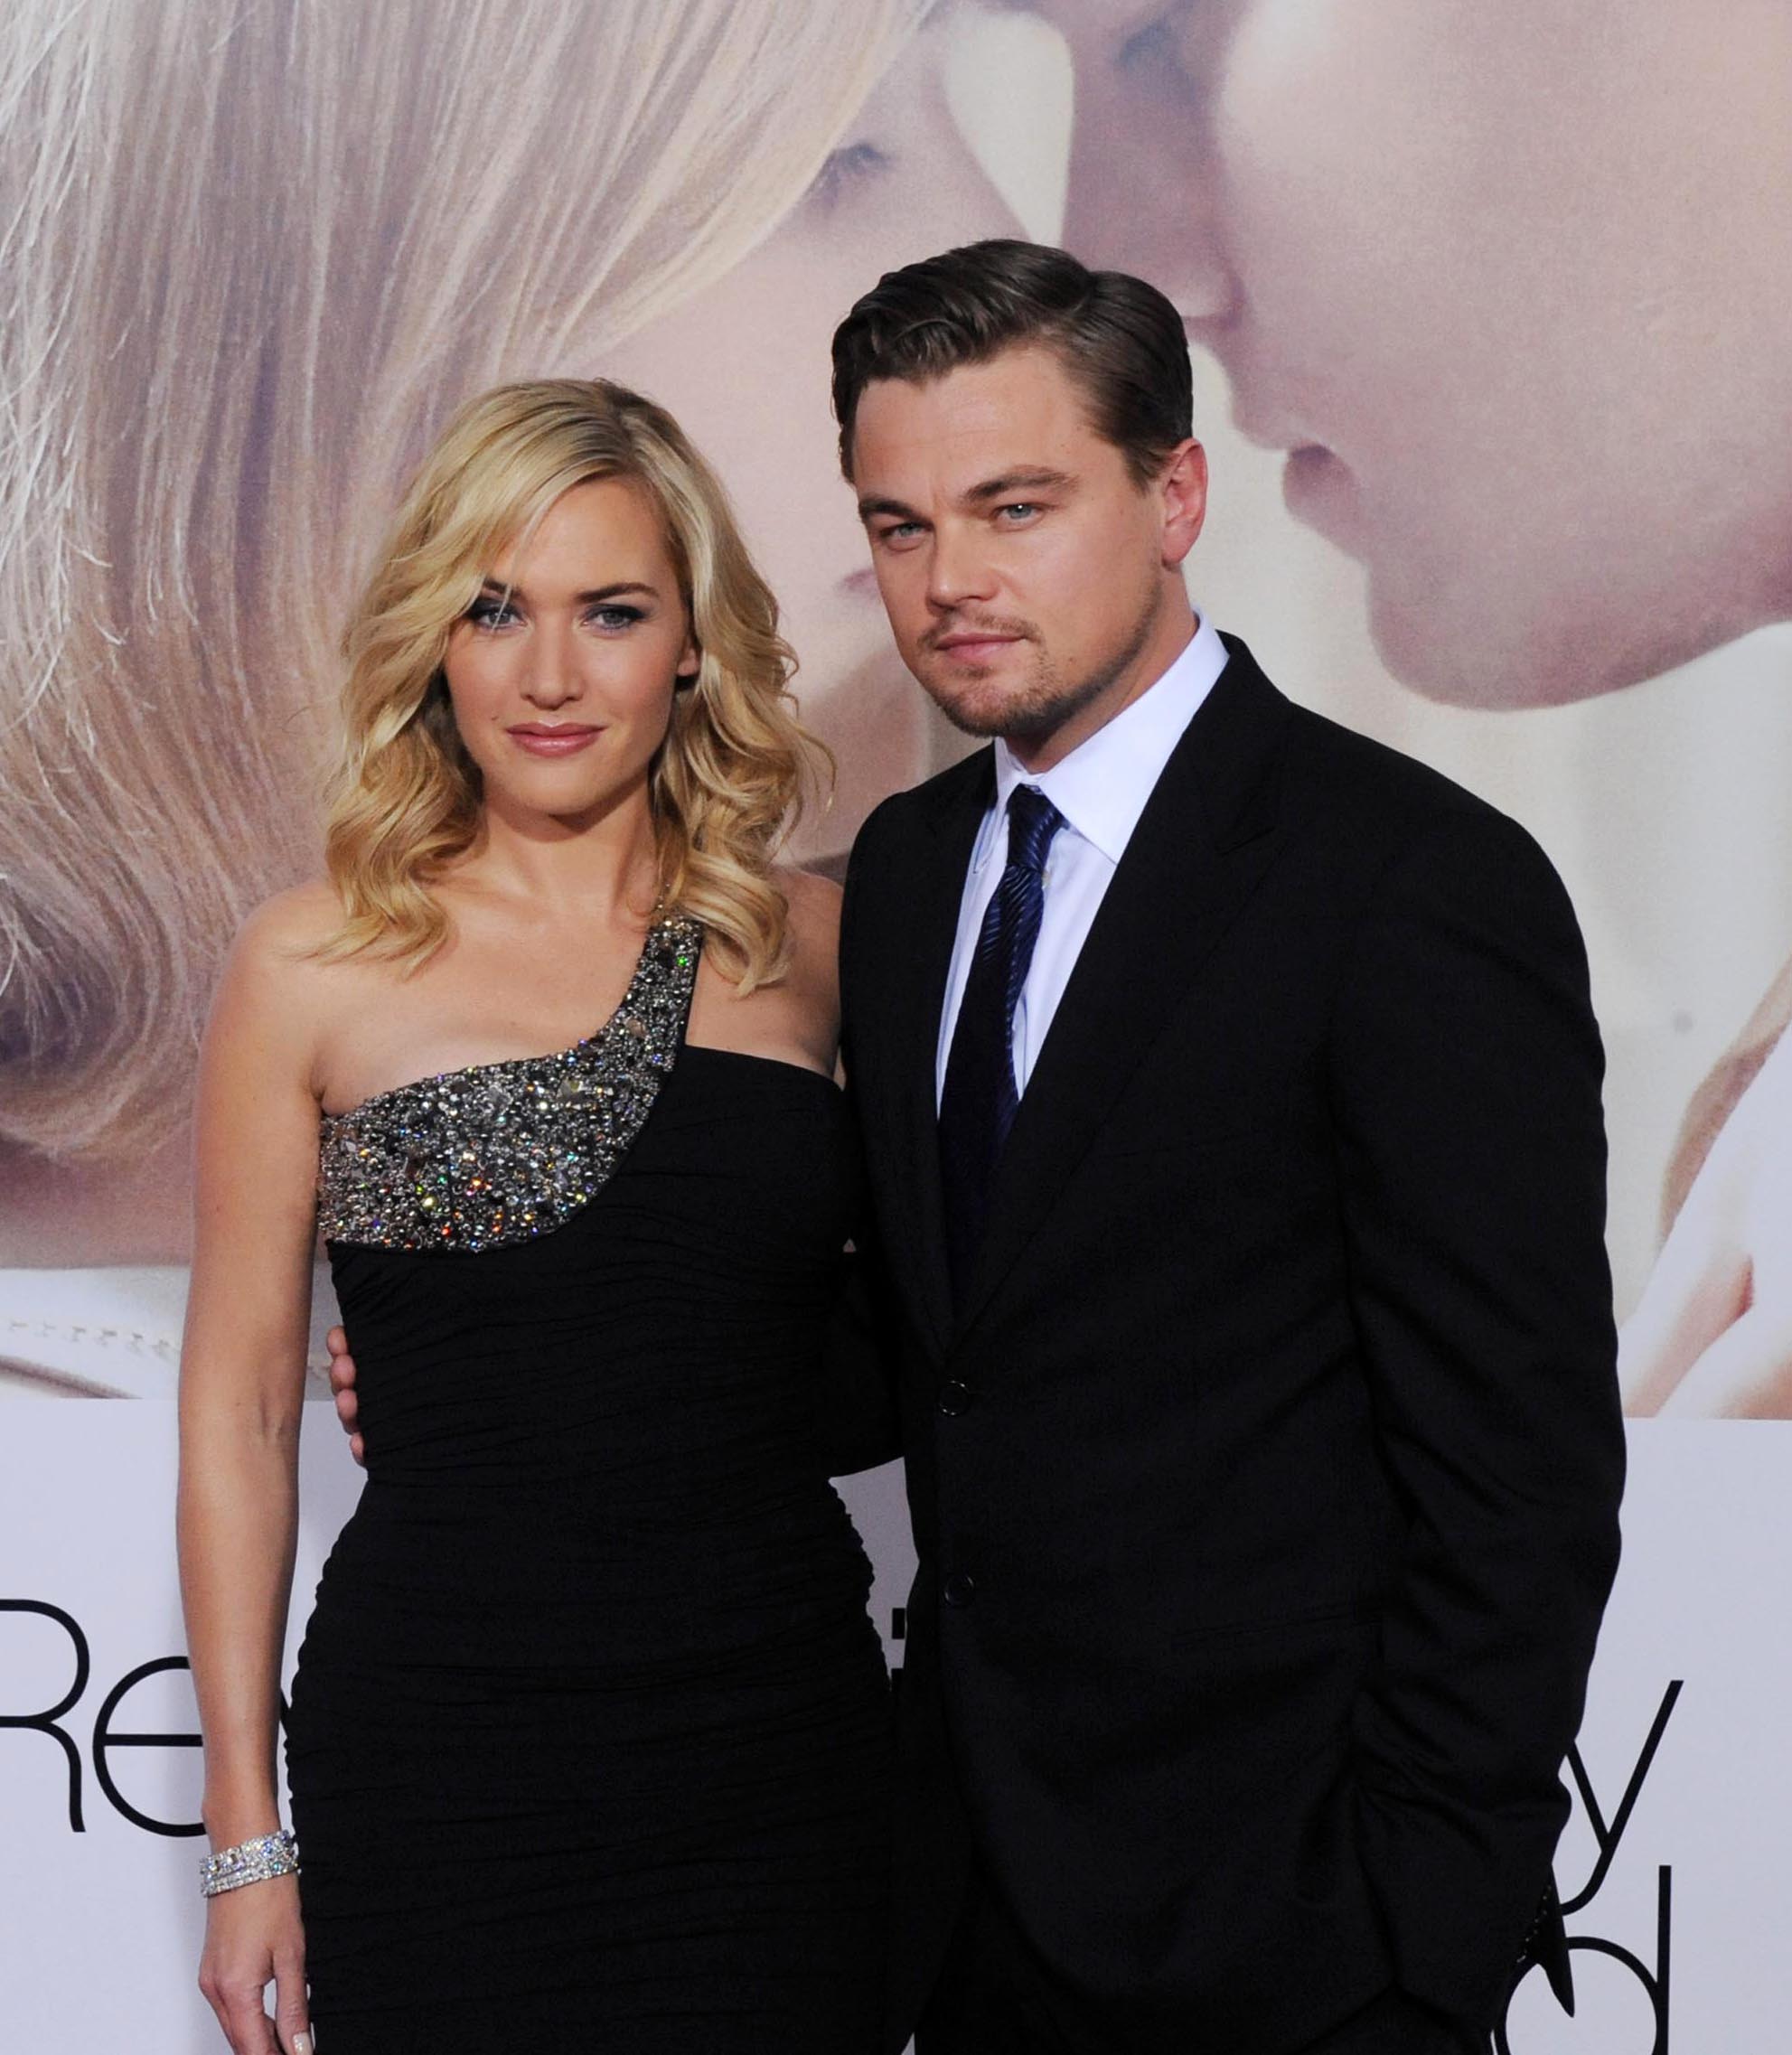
xmin=1620 ymin=970 xmax=1792 ymax=1415
xmin=1 ymin=0 xmax=992 ymax=1388
xmin=178 ymin=380 xmax=891 ymax=2051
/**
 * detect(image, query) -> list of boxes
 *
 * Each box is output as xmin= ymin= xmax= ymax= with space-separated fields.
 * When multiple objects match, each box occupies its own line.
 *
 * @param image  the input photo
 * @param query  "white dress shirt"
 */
xmin=936 ymin=610 xmax=1230 ymax=1104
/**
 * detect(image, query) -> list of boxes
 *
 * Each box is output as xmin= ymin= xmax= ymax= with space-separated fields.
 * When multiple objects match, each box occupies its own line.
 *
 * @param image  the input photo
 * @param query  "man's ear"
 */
xmin=1159 ymin=437 xmax=1208 ymax=568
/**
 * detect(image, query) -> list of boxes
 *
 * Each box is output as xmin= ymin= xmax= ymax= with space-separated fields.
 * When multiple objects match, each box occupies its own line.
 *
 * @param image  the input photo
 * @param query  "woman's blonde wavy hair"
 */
xmin=0 ymin=0 xmax=931 ymax=1158
xmin=324 ymin=380 xmax=818 ymax=987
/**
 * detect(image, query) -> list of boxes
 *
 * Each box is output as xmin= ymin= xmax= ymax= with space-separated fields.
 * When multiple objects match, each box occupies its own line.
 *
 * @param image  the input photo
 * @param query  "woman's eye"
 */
xmin=590 ymin=605 xmax=645 ymax=631
xmin=1118 ymin=4 xmax=1197 ymax=80
xmin=465 ymin=597 xmax=517 ymax=629
xmin=809 ymin=139 xmax=891 ymax=210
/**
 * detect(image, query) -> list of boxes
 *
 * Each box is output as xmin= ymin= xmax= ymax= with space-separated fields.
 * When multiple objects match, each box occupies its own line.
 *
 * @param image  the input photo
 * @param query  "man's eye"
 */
xmin=998 ymin=503 xmax=1041 ymax=522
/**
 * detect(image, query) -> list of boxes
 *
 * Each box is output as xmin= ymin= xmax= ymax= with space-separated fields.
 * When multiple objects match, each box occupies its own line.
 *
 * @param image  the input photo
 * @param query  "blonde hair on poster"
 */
xmin=325 ymin=379 xmax=819 ymax=985
xmin=0 ymin=0 xmax=930 ymax=1158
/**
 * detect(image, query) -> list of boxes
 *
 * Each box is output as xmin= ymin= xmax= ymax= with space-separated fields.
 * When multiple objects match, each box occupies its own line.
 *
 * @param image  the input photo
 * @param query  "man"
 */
xmin=1028 ymin=0 xmax=1792 ymax=1412
xmin=830 ymin=242 xmax=1621 ymax=2053
xmin=333 ymin=242 xmax=1624 ymax=2050
xmin=1035 ymin=0 xmax=1792 ymax=713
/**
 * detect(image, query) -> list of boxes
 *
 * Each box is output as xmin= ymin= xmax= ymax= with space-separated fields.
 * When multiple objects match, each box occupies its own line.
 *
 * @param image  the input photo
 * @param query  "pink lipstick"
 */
xmin=508 ymin=723 xmax=601 ymax=758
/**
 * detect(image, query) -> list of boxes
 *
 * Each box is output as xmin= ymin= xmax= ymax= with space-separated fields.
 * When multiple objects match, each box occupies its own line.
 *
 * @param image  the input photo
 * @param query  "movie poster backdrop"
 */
xmin=4 ymin=4 xmax=1787 ymax=2046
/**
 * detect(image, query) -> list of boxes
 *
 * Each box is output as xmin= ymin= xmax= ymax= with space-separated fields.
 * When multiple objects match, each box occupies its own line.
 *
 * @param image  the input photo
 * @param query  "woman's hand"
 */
xmin=1622 ymin=1026 xmax=1792 ymax=1415
xmin=198 ymin=1874 xmax=313 ymax=2054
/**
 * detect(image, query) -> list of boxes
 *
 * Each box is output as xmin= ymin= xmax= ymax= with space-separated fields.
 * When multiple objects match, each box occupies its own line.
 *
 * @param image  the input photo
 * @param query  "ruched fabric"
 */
xmin=286 ymin=1047 xmax=892 ymax=2050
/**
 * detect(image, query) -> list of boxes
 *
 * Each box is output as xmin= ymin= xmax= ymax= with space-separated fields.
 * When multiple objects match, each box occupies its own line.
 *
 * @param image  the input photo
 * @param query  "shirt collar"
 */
xmin=987 ymin=608 xmax=1228 ymax=868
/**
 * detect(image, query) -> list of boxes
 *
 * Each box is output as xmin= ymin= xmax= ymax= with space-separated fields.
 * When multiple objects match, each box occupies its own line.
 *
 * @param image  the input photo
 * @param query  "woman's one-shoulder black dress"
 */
xmin=286 ymin=920 xmax=891 ymax=2050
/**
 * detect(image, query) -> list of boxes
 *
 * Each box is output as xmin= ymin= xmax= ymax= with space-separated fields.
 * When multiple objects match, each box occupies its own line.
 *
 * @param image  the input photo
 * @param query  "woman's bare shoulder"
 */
xmin=213 ymin=881 xmax=348 ymax=1027
xmin=236 ymin=878 xmax=342 ymax=953
xmin=775 ymin=864 xmax=843 ymax=960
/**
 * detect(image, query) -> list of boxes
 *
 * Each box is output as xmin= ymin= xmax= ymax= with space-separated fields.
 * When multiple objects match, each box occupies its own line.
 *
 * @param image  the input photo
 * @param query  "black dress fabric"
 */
xmin=286 ymin=1006 xmax=892 ymax=2050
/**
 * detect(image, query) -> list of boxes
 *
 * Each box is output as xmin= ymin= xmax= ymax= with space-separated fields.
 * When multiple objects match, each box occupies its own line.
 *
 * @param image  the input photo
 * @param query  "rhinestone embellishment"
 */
xmin=200 ymin=1829 xmax=300 ymax=1898
xmin=317 ymin=918 xmax=701 ymax=1253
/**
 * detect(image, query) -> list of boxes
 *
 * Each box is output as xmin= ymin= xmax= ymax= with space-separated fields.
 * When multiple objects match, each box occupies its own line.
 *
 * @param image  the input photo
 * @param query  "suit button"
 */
xmin=943 ymin=1572 xmax=976 ymax=1608
xmin=938 ymin=1379 xmax=972 ymax=1417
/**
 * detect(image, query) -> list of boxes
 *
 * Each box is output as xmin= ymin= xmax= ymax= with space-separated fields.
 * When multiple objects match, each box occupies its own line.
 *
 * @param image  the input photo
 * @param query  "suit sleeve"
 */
xmin=812 ymin=805 xmax=904 ymax=1478
xmin=815 ymin=1244 xmax=904 ymax=1477
xmin=1328 ymin=806 xmax=1625 ymax=2027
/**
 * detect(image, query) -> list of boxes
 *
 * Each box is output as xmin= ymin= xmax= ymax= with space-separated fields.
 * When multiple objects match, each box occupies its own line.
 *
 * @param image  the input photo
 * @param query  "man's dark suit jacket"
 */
xmin=834 ymin=637 xmax=1626 ymax=2055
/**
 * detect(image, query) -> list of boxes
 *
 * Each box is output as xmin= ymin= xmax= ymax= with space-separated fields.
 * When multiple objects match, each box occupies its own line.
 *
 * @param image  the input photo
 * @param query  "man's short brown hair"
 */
xmin=830 ymin=239 xmax=1193 ymax=486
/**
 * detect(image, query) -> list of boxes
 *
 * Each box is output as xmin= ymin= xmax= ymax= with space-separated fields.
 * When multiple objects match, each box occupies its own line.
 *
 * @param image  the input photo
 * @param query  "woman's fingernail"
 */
xmin=293 ymin=2034 xmax=314 ymax=2055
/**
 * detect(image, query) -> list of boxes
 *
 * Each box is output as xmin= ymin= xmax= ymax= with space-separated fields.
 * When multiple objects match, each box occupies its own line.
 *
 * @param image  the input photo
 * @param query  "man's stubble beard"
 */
xmin=915 ymin=578 xmax=1162 ymax=754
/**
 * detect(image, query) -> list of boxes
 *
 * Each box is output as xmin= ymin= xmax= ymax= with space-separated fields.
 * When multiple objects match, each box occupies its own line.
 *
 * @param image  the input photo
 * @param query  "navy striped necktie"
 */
xmin=938 ymin=783 xmax=1066 ymax=1300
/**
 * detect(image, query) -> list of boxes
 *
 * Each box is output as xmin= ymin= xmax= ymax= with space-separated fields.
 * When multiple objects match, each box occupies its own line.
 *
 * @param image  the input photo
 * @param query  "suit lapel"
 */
xmin=868 ymin=748 xmax=992 ymax=1361
xmin=952 ymin=638 xmax=1292 ymax=1341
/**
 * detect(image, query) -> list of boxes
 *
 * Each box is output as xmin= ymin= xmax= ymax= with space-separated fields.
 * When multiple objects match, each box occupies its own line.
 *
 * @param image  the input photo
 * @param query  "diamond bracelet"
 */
xmin=200 ymin=1829 xmax=300 ymax=1898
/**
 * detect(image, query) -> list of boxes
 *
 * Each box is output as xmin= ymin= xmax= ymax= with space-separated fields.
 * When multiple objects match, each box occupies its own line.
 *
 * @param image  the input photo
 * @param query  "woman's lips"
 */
xmin=507 ymin=724 xmax=601 ymax=757
xmin=1281 ymin=446 xmax=1367 ymax=555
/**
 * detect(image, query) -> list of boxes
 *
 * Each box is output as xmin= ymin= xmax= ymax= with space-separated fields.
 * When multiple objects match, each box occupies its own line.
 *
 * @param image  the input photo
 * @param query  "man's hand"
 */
xmin=325 ymin=1327 xmax=365 ymax=1466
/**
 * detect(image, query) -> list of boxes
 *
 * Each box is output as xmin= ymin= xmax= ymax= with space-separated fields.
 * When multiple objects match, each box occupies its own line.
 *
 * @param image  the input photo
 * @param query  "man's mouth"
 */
xmin=1280 ymin=446 xmax=1367 ymax=556
xmin=1196 ymin=348 xmax=1372 ymax=558
xmin=932 ymin=631 xmax=1026 ymax=664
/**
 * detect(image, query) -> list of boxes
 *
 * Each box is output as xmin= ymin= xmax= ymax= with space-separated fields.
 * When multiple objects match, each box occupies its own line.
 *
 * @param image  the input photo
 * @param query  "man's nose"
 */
xmin=926 ymin=526 xmax=999 ymax=615
xmin=1059 ymin=33 xmax=1235 ymax=328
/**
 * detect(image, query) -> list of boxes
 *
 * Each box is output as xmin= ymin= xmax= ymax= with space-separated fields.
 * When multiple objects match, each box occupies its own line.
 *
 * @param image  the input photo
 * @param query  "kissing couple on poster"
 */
xmin=189 ymin=239 xmax=1622 ymax=2055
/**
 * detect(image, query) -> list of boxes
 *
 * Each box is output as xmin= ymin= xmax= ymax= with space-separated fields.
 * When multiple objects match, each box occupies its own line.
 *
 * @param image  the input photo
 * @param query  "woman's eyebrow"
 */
xmin=474 ymin=578 xmax=661 ymax=602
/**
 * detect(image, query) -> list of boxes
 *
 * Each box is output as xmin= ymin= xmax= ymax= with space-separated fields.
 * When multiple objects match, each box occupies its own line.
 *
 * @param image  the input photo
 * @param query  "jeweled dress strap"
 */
xmin=315 ymin=917 xmax=702 ymax=1253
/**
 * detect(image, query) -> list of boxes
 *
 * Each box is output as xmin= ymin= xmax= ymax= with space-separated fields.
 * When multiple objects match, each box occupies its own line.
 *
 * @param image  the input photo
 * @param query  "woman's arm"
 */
xmin=178 ymin=898 xmax=330 ymax=2055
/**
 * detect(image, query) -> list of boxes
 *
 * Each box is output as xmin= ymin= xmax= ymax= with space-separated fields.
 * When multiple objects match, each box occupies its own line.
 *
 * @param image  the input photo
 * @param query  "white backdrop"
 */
xmin=5 ymin=1421 xmax=1789 ymax=2050
xmin=0 ymin=1413 xmax=915 ymax=2049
